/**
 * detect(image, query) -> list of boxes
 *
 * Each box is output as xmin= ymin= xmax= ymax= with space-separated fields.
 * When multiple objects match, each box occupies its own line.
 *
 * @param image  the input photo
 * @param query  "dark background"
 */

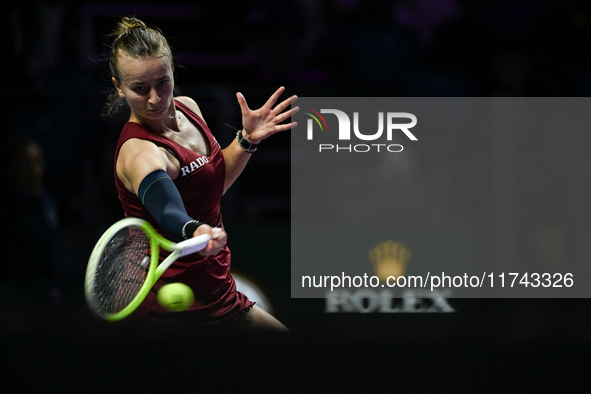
xmin=3 ymin=0 xmax=591 ymax=390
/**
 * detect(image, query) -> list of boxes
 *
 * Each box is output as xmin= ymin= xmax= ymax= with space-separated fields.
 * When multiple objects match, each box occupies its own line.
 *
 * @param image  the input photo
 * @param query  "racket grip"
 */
xmin=177 ymin=234 xmax=212 ymax=257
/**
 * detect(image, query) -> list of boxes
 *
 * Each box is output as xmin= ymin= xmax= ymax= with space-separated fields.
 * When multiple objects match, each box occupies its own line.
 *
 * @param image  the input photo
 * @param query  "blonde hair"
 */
xmin=103 ymin=17 xmax=174 ymax=117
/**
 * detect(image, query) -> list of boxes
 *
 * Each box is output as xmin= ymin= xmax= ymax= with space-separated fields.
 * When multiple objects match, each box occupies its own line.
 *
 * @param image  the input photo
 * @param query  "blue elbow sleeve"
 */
xmin=138 ymin=169 xmax=203 ymax=241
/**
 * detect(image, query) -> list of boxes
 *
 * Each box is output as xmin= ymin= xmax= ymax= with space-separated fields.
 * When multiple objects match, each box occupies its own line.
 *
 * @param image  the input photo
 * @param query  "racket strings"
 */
xmin=92 ymin=225 xmax=151 ymax=317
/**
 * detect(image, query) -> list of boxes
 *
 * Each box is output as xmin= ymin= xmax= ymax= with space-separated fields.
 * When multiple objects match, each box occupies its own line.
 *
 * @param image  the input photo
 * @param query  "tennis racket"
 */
xmin=84 ymin=217 xmax=211 ymax=321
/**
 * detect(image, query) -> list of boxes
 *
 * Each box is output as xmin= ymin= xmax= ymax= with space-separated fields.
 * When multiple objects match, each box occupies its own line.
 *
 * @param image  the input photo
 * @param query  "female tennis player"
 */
xmin=105 ymin=17 xmax=297 ymax=331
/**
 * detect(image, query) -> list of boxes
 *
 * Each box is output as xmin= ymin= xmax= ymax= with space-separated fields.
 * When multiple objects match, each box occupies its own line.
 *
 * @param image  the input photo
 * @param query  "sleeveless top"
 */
xmin=114 ymin=99 xmax=253 ymax=322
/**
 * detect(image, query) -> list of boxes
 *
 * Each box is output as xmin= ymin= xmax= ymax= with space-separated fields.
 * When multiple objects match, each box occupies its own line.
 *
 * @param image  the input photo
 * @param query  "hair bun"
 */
xmin=113 ymin=16 xmax=146 ymax=37
xmin=121 ymin=17 xmax=146 ymax=29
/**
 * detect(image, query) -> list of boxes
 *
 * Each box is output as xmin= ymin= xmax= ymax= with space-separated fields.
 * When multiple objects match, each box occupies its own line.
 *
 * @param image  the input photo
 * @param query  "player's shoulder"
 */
xmin=119 ymin=137 xmax=162 ymax=158
xmin=175 ymin=96 xmax=204 ymax=118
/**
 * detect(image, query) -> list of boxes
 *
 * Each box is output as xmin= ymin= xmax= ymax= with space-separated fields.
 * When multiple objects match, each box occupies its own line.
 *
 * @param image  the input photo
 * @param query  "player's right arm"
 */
xmin=116 ymin=138 xmax=180 ymax=196
xmin=116 ymin=138 xmax=226 ymax=255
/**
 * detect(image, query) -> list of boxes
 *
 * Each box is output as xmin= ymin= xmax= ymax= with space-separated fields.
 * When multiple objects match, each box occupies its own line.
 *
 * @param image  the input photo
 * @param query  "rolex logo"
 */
xmin=325 ymin=240 xmax=454 ymax=313
xmin=368 ymin=240 xmax=412 ymax=282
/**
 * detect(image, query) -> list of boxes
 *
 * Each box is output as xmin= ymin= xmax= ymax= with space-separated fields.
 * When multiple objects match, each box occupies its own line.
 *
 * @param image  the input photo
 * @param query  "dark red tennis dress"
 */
xmin=114 ymin=99 xmax=253 ymax=322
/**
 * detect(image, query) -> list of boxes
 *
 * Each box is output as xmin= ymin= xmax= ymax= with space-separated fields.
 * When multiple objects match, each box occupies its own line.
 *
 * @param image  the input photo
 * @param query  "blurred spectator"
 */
xmin=1 ymin=138 xmax=60 ymax=305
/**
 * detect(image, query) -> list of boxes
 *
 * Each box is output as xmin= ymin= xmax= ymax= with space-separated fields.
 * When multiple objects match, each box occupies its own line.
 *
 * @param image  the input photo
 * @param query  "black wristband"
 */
xmin=182 ymin=220 xmax=204 ymax=240
xmin=236 ymin=129 xmax=259 ymax=153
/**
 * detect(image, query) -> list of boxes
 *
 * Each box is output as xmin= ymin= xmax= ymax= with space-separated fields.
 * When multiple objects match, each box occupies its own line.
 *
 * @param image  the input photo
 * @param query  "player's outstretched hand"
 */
xmin=236 ymin=86 xmax=299 ymax=145
xmin=193 ymin=224 xmax=227 ymax=257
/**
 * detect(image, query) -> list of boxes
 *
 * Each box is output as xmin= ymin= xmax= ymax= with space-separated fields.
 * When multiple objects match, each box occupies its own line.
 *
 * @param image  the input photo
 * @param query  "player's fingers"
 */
xmin=274 ymin=121 xmax=298 ymax=133
xmin=275 ymin=106 xmax=299 ymax=123
xmin=264 ymin=86 xmax=286 ymax=109
xmin=273 ymin=95 xmax=298 ymax=115
xmin=200 ymin=240 xmax=222 ymax=256
xmin=195 ymin=226 xmax=225 ymax=256
xmin=211 ymin=228 xmax=226 ymax=241
xmin=236 ymin=92 xmax=250 ymax=115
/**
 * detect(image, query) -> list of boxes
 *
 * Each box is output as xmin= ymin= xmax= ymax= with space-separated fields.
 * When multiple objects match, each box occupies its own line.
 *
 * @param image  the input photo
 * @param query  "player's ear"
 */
xmin=112 ymin=77 xmax=123 ymax=97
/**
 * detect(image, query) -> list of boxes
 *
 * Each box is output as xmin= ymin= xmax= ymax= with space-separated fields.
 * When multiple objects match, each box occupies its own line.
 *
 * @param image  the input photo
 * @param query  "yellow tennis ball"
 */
xmin=157 ymin=283 xmax=194 ymax=312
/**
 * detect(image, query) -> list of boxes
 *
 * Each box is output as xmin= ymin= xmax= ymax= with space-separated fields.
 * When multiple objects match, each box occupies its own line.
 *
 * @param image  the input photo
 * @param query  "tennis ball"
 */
xmin=157 ymin=283 xmax=194 ymax=312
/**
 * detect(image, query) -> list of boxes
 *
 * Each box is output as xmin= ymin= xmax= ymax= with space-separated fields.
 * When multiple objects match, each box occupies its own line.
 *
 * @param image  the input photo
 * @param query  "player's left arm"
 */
xmin=222 ymin=86 xmax=298 ymax=194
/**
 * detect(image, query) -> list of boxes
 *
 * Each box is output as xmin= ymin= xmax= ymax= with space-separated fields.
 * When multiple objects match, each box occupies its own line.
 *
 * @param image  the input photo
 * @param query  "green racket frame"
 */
xmin=85 ymin=218 xmax=211 ymax=321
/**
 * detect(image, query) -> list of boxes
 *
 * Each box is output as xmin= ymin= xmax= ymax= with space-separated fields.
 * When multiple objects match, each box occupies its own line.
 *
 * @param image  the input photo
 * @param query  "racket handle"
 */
xmin=176 ymin=234 xmax=212 ymax=257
